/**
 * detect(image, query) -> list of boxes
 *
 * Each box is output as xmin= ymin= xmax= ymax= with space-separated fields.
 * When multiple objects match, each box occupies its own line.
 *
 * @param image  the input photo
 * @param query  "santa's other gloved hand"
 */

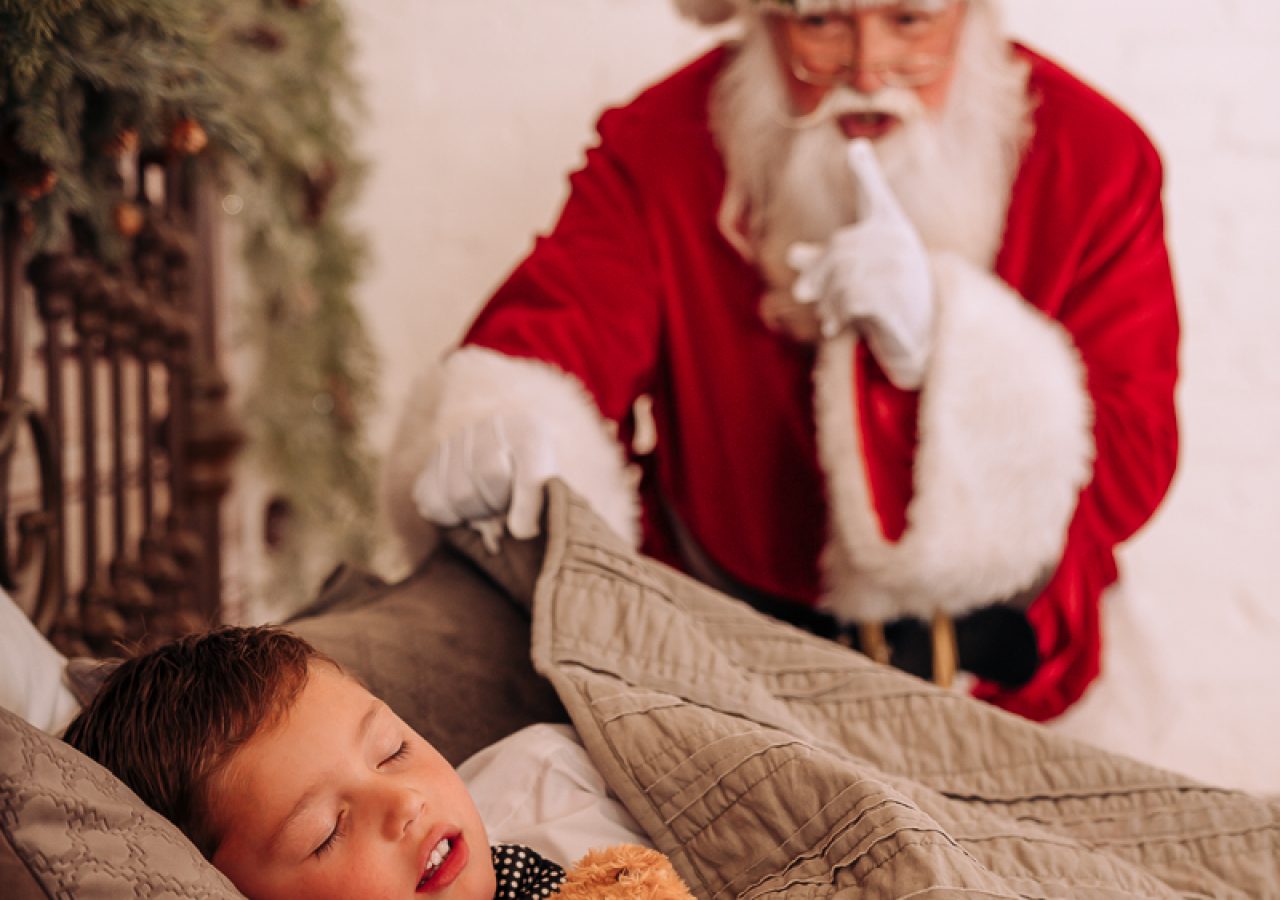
xmin=412 ymin=412 xmax=558 ymax=552
xmin=788 ymin=138 xmax=935 ymax=390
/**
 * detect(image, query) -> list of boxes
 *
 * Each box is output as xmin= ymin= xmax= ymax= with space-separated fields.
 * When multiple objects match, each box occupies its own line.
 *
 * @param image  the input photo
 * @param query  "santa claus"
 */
xmin=383 ymin=0 xmax=1179 ymax=720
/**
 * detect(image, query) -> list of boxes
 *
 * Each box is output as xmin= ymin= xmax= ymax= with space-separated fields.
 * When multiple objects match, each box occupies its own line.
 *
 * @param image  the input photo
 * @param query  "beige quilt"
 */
xmin=453 ymin=481 xmax=1280 ymax=899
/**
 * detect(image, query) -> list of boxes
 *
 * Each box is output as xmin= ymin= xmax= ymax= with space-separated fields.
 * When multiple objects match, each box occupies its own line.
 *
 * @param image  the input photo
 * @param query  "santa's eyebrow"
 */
xmin=888 ymin=0 xmax=951 ymax=12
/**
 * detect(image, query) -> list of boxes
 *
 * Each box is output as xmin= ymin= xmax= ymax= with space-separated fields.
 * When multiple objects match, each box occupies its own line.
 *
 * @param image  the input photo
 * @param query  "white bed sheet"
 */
xmin=0 ymin=589 xmax=80 ymax=735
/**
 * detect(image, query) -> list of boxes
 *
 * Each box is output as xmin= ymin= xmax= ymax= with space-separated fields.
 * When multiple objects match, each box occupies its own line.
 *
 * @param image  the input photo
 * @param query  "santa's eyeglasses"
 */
xmin=773 ymin=3 xmax=965 ymax=90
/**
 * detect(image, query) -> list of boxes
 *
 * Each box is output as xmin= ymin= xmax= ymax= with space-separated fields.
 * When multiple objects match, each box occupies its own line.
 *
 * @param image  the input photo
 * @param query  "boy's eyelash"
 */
xmin=314 ymin=812 xmax=345 ymax=858
xmin=309 ymin=741 xmax=407 ymax=858
xmin=383 ymin=741 xmax=410 ymax=765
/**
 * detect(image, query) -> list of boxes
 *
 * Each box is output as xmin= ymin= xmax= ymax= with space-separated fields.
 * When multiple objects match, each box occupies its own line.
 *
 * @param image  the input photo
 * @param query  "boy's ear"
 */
xmin=64 ymin=657 xmax=123 ymax=707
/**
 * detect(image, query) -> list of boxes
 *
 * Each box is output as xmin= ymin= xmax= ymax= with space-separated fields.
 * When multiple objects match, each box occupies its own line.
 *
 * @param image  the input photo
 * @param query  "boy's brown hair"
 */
xmin=63 ymin=626 xmax=331 ymax=858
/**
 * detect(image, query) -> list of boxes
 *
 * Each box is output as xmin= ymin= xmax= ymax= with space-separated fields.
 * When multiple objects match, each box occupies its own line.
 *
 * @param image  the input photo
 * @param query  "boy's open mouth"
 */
xmin=416 ymin=836 xmax=454 ymax=892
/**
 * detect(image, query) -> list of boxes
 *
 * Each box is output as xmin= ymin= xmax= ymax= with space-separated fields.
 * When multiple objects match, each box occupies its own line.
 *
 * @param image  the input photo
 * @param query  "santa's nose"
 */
xmin=845 ymin=26 xmax=892 ymax=94
xmin=846 ymin=64 xmax=886 ymax=95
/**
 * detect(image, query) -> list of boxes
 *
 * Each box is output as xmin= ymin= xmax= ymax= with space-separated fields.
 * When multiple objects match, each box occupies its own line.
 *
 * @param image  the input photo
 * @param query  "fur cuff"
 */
xmin=381 ymin=348 xmax=640 ymax=565
xmin=815 ymin=254 xmax=1093 ymax=622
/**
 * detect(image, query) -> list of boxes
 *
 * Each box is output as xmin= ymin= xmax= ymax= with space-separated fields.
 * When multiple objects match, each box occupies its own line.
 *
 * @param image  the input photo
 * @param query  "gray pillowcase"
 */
xmin=287 ymin=546 xmax=568 ymax=766
xmin=0 ymin=706 xmax=242 ymax=899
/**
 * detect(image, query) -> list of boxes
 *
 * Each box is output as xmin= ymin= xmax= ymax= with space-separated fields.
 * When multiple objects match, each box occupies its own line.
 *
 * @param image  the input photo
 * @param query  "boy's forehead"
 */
xmin=208 ymin=667 xmax=383 ymax=835
xmin=284 ymin=662 xmax=378 ymax=726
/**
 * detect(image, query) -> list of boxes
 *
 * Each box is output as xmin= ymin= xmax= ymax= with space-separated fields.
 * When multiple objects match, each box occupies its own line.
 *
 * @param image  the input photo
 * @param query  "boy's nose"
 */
xmin=380 ymin=784 xmax=424 ymax=839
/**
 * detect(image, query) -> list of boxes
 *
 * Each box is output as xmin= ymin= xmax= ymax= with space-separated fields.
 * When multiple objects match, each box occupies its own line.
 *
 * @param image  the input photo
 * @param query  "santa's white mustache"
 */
xmin=777 ymin=85 xmax=925 ymax=131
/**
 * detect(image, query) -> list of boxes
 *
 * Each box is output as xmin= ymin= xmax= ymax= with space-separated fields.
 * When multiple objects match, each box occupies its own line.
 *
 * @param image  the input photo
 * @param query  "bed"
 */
xmin=0 ymin=168 xmax=239 ymax=661
xmin=1 ymin=142 xmax=1277 ymax=900
xmin=3 ymin=481 xmax=1279 ymax=897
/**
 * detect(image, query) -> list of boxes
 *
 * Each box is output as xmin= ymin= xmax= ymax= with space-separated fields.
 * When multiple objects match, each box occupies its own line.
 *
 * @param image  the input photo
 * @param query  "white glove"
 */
xmin=788 ymin=138 xmax=936 ymax=390
xmin=412 ymin=412 xmax=558 ymax=551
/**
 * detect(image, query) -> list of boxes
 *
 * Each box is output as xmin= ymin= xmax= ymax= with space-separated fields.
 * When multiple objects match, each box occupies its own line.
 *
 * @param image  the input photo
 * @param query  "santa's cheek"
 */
xmin=796 ymin=86 xmax=829 ymax=114
xmin=779 ymin=75 xmax=830 ymax=115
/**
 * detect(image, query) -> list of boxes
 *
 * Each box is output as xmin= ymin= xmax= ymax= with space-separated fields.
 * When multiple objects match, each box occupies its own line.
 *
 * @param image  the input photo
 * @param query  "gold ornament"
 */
xmin=168 ymin=118 xmax=209 ymax=157
xmin=113 ymin=201 xmax=145 ymax=237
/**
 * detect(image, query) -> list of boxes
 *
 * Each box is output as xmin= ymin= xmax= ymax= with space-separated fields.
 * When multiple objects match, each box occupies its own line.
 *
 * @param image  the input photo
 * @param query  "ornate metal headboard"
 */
xmin=1 ymin=158 xmax=241 ymax=657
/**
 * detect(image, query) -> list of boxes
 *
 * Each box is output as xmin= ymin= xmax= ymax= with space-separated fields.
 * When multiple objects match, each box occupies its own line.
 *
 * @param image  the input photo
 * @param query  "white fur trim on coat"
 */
xmin=814 ymin=253 xmax=1093 ymax=623
xmin=381 ymin=347 xmax=641 ymax=566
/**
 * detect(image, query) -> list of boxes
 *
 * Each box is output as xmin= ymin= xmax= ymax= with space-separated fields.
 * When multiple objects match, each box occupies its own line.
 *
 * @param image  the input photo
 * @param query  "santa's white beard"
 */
xmin=711 ymin=0 xmax=1032 ymax=330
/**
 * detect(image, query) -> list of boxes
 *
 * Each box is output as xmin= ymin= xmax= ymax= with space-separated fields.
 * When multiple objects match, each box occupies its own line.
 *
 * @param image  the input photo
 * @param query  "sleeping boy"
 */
xmin=63 ymin=626 xmax=571 ymax=900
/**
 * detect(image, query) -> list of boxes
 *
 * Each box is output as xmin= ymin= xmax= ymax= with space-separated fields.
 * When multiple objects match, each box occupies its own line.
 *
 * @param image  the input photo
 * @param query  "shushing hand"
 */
xmin=787 ymin=138 xmax=936 ymax=390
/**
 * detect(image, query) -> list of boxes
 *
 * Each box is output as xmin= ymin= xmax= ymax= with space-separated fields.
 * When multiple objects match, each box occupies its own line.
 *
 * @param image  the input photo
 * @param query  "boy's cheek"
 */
xmin=472 ymin=853 xmax=499 ymax=900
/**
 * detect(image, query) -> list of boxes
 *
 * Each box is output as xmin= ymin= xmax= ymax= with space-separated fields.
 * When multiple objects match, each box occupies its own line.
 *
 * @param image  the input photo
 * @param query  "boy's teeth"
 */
xmin=420 ymin=838 xmax=451 ymax=885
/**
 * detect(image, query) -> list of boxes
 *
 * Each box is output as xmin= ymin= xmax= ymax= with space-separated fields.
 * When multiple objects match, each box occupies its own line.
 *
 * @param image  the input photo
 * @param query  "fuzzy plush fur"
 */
xmin=814 ymin=253 xmax=1094 ymax=623
xmin=554 ymin=845 xmax=695 ymax=900
xmin=381 ymin=347 xmax=640 ymax=565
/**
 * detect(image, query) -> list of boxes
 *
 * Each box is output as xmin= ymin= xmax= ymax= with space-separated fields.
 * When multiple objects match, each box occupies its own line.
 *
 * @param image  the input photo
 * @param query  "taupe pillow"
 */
xmin=287 ymin=545 xmax=568 ymax=765
xmin=0 ymin=706 xmax=241 ymax=899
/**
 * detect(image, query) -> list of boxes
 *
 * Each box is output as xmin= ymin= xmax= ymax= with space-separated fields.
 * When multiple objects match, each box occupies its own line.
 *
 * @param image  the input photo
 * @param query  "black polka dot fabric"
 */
xmin=490 ymin=843 xmax=566 ymax=899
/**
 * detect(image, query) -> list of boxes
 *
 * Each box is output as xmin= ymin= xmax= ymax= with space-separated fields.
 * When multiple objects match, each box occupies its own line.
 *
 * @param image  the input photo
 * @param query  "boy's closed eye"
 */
xmin=313 ymin=812 xmax=346 ymax=858
xmin=382 ymin=740 xmax=411 ymax=767
xmin=309 ymin=738 xmax=413 ymax=858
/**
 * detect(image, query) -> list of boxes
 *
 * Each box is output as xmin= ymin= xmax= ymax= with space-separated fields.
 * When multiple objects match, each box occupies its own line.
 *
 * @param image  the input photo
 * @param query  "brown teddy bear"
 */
xmin=554 ymin=844 xmax=697 ymax=899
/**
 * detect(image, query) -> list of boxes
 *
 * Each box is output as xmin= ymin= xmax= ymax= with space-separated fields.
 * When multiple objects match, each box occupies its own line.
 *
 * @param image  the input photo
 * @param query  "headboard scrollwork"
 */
xmin=1 ymin=158 xmax=242 ymax=657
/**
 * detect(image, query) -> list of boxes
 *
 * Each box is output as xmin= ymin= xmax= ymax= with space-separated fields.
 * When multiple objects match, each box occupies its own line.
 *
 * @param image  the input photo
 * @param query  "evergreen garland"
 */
xmin=2 ymin=0 xmax=379 ymax=610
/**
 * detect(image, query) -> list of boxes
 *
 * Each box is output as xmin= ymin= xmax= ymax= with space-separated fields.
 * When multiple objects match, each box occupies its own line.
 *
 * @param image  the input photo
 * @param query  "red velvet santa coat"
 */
xmin=452 ymin=46 xmax=1179 ymax=720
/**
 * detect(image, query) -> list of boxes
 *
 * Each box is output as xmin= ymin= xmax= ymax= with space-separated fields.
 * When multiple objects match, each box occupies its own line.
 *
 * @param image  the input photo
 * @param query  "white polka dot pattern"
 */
xmin=490 ymin=842 xmax=566 ymax=899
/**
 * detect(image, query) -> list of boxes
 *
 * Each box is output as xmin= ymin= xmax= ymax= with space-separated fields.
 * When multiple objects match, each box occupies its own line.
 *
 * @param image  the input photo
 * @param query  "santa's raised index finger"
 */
xmin=846 ymin=138 xmax=899 ymax=217
xmin=786 ymin=241 xmax=824 ymax=273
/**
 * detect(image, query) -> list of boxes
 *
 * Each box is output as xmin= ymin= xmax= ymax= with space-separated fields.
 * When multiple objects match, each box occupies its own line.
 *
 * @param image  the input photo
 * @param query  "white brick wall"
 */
xmin=1001 ymin=1 xmax=1280 ymax=618
xmin=995 ymin=0 xmax=1280 ymax=790
xmin=340 ymin=0 xmax=1280 ymax=785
